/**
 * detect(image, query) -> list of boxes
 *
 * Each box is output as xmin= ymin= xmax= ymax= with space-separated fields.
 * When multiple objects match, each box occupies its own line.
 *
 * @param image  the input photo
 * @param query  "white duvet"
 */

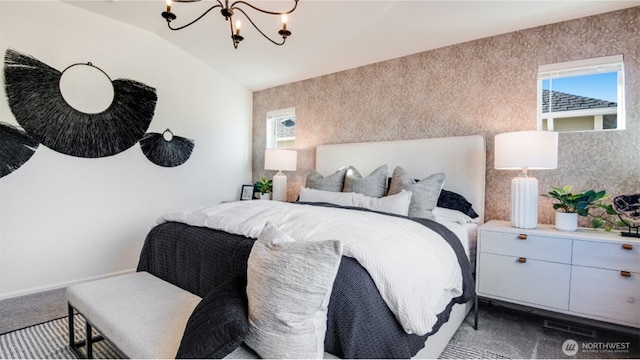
xmin=158 ymin=200 xmax=463 ymax=336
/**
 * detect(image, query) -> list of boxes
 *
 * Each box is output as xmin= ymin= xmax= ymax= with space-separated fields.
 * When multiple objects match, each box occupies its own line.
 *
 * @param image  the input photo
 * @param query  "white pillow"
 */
xmin=358 ymin=189 xmax=412 ymax=216
xmin=299 ymin=187 xmax=358 ymax=206
xmin=433 ymin=206 xmax=478 ymax=224
xmin=245 ymin=222 xmax=343 ymax=359
xmin=299 ymin=187 xmax=412 ymax=216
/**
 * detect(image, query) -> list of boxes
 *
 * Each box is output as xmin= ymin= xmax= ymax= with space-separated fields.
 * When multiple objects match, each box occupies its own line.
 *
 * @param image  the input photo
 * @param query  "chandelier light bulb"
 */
xmin=165 ymin=0 xmax=171 ymax=13
xmin=235 ymin=20 xmax=241 ymax=35
xmin=281 ymin=14 xmax=288 ymax=30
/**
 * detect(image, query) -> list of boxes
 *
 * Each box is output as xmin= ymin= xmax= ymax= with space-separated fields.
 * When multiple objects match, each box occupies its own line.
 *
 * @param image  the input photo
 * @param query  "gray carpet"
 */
xmin=454 ymin=302 xmax=640 ymax=359
xmin=0 ymin=289 xmax=68 ymax=335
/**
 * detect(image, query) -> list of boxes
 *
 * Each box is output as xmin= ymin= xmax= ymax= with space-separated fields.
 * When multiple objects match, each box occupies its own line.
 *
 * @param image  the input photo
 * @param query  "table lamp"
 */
xmin=265 ymin=149 xmax=297 ymax=201
xmin=495 ymin=131 xmax=558 ymax=229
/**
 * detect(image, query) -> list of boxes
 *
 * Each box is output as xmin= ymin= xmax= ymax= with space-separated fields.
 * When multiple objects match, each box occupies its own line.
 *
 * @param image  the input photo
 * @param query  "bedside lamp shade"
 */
xmin=265 ymin=149 xmax=297 ymax=201
xmin=495 ymin=131 xmax=558 ymax=229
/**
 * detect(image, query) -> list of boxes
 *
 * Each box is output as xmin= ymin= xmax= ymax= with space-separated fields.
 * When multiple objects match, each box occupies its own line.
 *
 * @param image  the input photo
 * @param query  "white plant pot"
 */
xmin=259 ymin=193 xmax=272 ymax=200
xmin=556 ymin=212 xmax=578 ymax=231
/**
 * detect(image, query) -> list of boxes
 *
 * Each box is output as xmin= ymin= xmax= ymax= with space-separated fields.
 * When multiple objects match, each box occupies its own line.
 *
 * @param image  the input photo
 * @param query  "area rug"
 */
xmin=439 ymin=341 xmax=509 ymax=359
xmin=1 ymin=315 xmax=508 ymax=359
xmin=0 ymin=315 xmax=121 ymax=359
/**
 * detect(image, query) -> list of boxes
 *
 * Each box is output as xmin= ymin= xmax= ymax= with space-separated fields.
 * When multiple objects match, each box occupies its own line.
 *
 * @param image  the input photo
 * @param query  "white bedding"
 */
xmin=436 ymin=219 xmax=478 ymax=270
xmin=159 ymin=200 xmax=464 ymax=336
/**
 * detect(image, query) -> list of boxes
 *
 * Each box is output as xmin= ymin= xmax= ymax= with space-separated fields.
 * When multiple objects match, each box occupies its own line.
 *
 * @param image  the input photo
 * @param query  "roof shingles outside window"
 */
xmin=542 ymin=89 xmax=617 ymax=112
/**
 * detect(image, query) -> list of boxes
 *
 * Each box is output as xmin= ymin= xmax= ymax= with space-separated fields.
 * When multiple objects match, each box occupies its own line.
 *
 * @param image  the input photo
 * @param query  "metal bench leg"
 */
xmin=86 ymin=320 xmax=93 ymax=359
xmin=68 ymin=303 xmax=103 ymax=359
xmin=473 ymin=296 xmax=479 ymax=330
xmin=68 ymin=304 xmax=75 ymax=350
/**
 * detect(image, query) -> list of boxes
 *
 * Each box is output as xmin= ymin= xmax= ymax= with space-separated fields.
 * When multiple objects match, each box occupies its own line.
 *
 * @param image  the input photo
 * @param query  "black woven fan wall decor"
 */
xmin=3 ymin=48 xmax=157 ymax=158
xmin=140 ymin=129 xmax=195 ymax=167
xmin=0 ymin=122 xmax=39 ymax=178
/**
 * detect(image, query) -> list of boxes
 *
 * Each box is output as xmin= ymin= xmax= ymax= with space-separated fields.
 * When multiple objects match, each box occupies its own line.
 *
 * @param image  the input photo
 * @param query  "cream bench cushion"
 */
xmin=66 ymin=271 xmax=201 ymax=359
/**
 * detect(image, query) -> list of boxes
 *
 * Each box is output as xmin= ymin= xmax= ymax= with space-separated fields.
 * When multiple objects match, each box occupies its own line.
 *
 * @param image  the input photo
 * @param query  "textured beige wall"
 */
xmin=253 ymin=7 xmax=639 ymax=225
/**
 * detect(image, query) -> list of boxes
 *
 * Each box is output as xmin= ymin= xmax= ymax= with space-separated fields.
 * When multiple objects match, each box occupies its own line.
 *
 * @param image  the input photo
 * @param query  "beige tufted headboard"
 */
xmin=315 ymin=135 xmax=486 ymax=223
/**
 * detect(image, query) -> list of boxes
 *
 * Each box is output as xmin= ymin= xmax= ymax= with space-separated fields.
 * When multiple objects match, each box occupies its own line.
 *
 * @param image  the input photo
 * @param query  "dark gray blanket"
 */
xmin=137 ymin=203 xmax=475 ymax=358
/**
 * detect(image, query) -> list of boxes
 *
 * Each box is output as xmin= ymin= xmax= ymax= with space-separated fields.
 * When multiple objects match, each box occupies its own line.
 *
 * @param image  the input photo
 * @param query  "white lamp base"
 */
xmin=272 ymin=173 xmax=288 ymax=202
xmin=510 ymin=176 xmax=538 ymax=229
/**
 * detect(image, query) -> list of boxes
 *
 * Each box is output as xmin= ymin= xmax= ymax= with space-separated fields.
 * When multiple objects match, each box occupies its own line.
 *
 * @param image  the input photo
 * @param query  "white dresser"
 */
xmin=476 ymin=220 xmax=640 ymax=328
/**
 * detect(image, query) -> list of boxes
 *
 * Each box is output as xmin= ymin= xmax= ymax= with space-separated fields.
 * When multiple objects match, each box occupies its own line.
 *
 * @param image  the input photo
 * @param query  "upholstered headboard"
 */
xmin=315 ymin=135 xmax=486 ymax=222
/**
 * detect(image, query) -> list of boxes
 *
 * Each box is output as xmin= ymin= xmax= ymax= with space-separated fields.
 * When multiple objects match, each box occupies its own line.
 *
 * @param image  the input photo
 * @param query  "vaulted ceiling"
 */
xmin=66 ymin=1 xmax=639 ymax=91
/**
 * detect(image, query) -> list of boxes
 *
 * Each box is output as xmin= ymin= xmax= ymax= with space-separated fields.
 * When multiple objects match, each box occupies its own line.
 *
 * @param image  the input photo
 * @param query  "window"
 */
xmin=266 ymin=108 xmax=295 ymax=149
xmin=537 ymin=55 xmax=625 ymax=132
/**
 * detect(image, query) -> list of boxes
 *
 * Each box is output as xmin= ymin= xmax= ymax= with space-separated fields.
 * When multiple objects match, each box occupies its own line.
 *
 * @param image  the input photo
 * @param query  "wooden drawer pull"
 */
xmin=518 ymin=234 xmax=527 ymax=240
xmin=518 ymin=257 xmax=527 ymax=263
xmin=621 ymin=271 xmax=631 ymax=278
xmin=622 ymin=244 xmax=633 ymax=250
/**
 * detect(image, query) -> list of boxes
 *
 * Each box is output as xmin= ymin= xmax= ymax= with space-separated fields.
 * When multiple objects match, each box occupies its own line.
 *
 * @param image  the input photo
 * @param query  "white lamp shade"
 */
xmin=265 ymin=149 xmax=297 ymax=172
xmin=495 ymin=131 xmax=558 ymax=170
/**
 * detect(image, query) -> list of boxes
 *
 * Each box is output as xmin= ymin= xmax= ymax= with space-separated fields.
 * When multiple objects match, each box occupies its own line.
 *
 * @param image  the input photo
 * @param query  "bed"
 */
xmin=137 ymin=135 xmax=486 ymax=359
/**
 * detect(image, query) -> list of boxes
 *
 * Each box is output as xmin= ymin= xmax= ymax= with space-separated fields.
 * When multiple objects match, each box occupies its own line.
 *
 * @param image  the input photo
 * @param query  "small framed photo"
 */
xmin=240 ymin=185 xmax=254 ymax=200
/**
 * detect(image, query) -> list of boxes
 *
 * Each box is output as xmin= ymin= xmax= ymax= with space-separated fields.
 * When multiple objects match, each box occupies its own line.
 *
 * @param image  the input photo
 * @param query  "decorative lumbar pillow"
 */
xmin=245 ymin=222 xmax=343 ymax=359
xmin=388 ymin=166 xmax=446 ymax=219
xmin=298 ymin=187 xmax=358 ymax=207
xmin=305 ymin=167 xmax=347 ymax=192
xmin=176 ymin=277 xmax=248 ymax=359
xmin=437 ymin=189 xmax=479 ymax=219
xmin=357 ymin=189 xmax=412 ymax=216
xmin=343 ymin=165 xmax=388 ymax=197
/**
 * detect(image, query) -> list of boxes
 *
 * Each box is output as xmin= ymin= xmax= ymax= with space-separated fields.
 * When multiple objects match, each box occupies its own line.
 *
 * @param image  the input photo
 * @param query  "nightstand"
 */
xmin=475 ymin=220 xmax=640 ymax=328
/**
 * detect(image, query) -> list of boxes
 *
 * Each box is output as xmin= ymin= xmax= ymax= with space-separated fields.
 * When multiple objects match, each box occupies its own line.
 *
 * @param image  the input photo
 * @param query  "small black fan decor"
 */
xmin=140 ymin=129 xmax=195 ymax=167
xmin=3 ymin=48 xmax=157 ymax=158
xmin=0 ymin=122 xmax=39 ymax=178
xmin=614 ymin=194 xmax=640 ymax=238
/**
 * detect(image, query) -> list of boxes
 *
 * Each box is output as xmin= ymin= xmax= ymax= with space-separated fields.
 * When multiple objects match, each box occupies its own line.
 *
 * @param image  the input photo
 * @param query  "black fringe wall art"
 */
xmin=140 ymin=129 xmax=195 ymax=167
xmin=3 ymin=48 xmax=157 ymax=158
xmin=0 ymin=122 xmax=39 ymax=178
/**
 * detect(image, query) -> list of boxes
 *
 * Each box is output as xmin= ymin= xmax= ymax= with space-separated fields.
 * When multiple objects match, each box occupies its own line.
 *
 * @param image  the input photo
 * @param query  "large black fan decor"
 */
xmin=0 ymin=122 xmax=39 ymax=178
xmin=3 ymin=48 xmax=157 ymax=158
xmin=140 ymin=129 xmax=195 ymax=167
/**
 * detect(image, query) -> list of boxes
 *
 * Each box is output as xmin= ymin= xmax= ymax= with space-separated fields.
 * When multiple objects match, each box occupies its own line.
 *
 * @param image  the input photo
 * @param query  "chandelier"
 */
xmin=161 ymin=0 xmax=299 ymax=49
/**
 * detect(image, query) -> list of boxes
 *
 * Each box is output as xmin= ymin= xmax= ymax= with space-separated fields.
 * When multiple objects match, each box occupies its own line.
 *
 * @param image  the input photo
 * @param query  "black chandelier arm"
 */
xmin=230 ymin=0 xmax=298 ymax=16
xmin=232 ymin=7 xmax=286 ymax=46
xmin=165 ymin=2 xmax=224 ymax=31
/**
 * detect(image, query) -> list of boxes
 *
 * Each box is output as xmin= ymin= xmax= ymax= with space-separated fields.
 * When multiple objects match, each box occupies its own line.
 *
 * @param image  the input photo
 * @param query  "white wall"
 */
xmin=0 ymin=1 xmax=253 ymax=299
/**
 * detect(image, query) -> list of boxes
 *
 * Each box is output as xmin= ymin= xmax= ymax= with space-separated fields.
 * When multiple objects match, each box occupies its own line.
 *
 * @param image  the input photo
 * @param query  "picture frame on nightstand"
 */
xmin=240 ymin=185 xmax=254 ymax=200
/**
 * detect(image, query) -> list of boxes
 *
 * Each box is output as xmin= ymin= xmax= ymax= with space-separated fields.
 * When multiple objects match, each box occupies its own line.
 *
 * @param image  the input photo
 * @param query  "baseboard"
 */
xmin=0 ymin=268 xmax=136 ymax=301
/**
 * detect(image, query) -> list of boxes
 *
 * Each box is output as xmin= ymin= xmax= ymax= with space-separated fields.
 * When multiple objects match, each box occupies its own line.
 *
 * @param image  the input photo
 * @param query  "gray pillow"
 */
xmin=305 ymin=167 xmax=347 ymax=192
xmin=244 ymin=222 xmax=343 ymax=359
xmin=343 ymin=165 xmax=388 ymax=197
xmin=388 ymin=166 xmax=446 ymax=219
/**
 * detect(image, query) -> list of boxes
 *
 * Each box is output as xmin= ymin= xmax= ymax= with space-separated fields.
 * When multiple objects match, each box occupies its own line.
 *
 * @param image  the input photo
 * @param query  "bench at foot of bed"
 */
xmin=66 ymin=271 xmax=201 ymax=359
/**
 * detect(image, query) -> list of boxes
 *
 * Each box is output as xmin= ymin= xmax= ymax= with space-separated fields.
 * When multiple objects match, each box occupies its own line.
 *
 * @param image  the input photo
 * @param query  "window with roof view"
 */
xmin=266 ymin=108 xmax=295 ymax=149
xmin=537 ymin=55 xmax=625 ymax=132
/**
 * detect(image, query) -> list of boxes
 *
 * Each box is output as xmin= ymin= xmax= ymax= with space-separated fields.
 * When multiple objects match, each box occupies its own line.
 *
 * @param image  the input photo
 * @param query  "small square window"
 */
xmin=537 ymin=55 xmax=625 ymax=132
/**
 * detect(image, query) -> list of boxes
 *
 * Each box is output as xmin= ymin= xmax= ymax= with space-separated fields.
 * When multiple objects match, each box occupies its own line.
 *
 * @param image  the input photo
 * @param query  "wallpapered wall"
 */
xmin=253 ymin=7 xmax=639 ymax=225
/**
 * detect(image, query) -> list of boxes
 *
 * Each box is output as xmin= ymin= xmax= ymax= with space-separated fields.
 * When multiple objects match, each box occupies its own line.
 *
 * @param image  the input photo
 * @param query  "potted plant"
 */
xmin=253 ymin=176 xmax=273 ymax=200
xmin=544 ymin=185 xmax=618 ymax=231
